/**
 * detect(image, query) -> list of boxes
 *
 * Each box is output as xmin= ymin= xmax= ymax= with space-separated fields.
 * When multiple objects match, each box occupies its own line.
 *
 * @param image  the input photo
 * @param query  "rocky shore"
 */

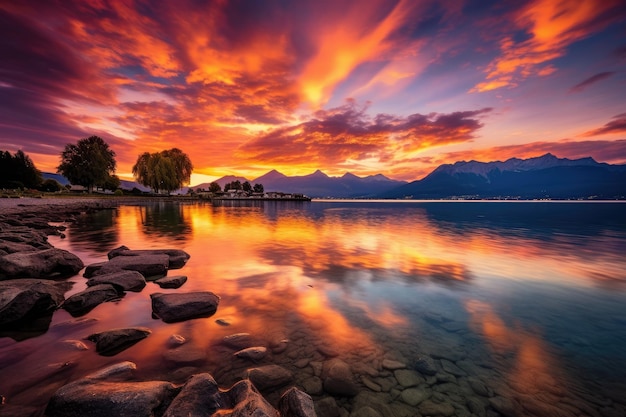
xmin=0 ymin=197 xmax=317 ymax=416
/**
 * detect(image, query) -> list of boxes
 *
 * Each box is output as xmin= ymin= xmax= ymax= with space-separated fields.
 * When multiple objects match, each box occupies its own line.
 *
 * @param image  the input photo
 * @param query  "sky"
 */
xmin=1 ymin=0 xmax=625 ymax=184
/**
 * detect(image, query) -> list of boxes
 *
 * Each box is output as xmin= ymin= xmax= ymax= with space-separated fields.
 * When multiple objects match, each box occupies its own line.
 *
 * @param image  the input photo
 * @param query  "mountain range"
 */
xmin=193 ymin=169 xmax=407 ymax=198
xmin=378 ymin=153 xmax=626 ymax=199
xmin=42 ymin=153 xmax=626 ymax=199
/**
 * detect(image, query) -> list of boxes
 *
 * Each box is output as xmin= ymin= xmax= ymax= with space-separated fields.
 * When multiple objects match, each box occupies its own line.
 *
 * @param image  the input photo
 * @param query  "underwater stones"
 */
xmin=223 ymin=332 xmax=255 ymax=349
xmin=86 ymin=270 xmax=146 ymax=292
xmin=418 ymin=400 xmax=456 ymax=417
xmin=86 ymin=327 xmax=151 ymax=356
xmin=150 ymin=291 xmax=219 ymax=323
xmin=162 ymin=373 xmax=221 ymax=417
xmin=394 ymin=369 xmax=424 ymax=388
xmin=0 ymin=248 xmax=83 ymax=279
xmin=234 ymin=346 xmax=268 ymax=361
xmin=400 ymin=387 xmax=431 ymax=406
xmin=163 ymin=344 xmax=206 ymax=365
xmin=302 ymin=376 xmax=324 ymax=396
xmin=154 ymin=275 xmax=187 ymax=289
xmin=468 ymin=377 xmax=492 ymax=397
xmin=381 ymin=359 xmax=406 ymax=370
xmin=441 ymin=359 xmax=467 ymax=376
xmin=246 ymin=365 xmax=293 ymax=391
xmin=350 ymin=406 xmax=382 ymax=417
xmin=361 ymin=377 xmax=382 ymax=392
xmin=413 ymin=355 xmax=438 ymax=376
xmin=322 ymin=358 xmax=359 ymax=397
xmin=62 ymin=284 xmax=122 ymax=317
xmin=0 ymin=279 xmax=71 ymax=325
xmin=167 ymin=334 xmax=186 ymax=347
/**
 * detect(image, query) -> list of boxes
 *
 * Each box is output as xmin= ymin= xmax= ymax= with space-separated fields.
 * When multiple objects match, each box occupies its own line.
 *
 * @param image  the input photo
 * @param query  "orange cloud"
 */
xmin=582 ymin=113 xmax=626 ymax=137
xmin=239 ymin=101 xmax=491 ymax=171
xmin=471 ymin=0 xmax=623 ymax=92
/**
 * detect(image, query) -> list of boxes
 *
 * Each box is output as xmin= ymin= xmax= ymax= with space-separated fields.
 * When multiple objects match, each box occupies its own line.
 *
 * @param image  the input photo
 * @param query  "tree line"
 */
xmin=2 ymin=135 xmax=193 ymax=194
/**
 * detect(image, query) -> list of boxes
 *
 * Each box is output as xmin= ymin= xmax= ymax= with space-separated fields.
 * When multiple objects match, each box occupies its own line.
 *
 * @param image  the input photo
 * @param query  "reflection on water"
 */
xmin=2 ymin=201 xmax=626 ymax=415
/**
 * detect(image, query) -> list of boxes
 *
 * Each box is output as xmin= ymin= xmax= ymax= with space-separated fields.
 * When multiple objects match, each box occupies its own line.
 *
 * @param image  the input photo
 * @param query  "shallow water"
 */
xmin=2 ymin=200 xmax=626 ymax=416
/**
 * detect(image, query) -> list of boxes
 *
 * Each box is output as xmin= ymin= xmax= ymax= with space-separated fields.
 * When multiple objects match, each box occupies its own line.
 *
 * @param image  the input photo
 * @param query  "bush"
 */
xmin=114 ymin=189 xmax=124 ymax=196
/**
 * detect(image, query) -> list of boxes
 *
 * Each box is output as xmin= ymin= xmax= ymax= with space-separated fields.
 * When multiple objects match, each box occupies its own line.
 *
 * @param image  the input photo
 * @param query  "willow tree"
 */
xmin=58 ymin=136 xmax=117 ymax=192
xmin=132 ymin=148 xmax=193 ymax=194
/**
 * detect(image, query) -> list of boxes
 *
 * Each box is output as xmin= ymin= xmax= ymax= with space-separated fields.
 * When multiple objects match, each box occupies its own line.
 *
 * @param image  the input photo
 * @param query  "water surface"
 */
xmin=2 ymin=200 xmax=625 ymax=416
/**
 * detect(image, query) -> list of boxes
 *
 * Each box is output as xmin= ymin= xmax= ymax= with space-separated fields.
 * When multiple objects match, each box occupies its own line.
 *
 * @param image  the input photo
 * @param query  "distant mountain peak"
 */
xmin=309 ymin=169 xmax=328 ymax=178
xmin=254 ymin=169 xmax=287 ymax=182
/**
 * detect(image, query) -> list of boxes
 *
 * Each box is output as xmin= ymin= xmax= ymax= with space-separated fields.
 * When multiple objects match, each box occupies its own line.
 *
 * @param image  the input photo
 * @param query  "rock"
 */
xmin=167 ymin=334 xmax=186 ymax=347
xmin=45 ymin=374 xmax=177 ymax=417
xmin=270 ymin=338 xmax=289 ymax=353
xmin=246 ymin=365 xmax=293 ymax=391
xmin=223 ymin=332 xmax=255 ymax=349
xmin=441 ymin=359 xmax=467 ymax=376
xmin=83 ymin=262 xmax=105 ymax=278
xmin=400 ymin=387 xmax=431 ymax=406
xmin=108 ymin=246 xmax=190 ymax=269
xmin=0 ymin=279 xmax=71 ymax=325
xmin=322 ymin=358 xmax=359 ymax=397
xmin=381 ymin=359 xmax=406 ymax=370
xmin=62 ymin=284 xmax=122 ymax=317
xmin=86 ymin=327 xmax=151 ymax=356
xmin=0 ymin=240 xmax=44 ymax=254
xmin=468 ymin=377 xmax=492 ymax=397
xmin=151 ymin=291 xmax=220 ymax=323
xmin=234 ymin=346 xmax=267 ymax=361
xmin=489 ymin=396 xmax=520 ymax=417
xmin=154 ymin=275 xmax=187 ymax=289
xmin=0 ymin=248 xmax=83 ymax=279
xmin=215 ymin=318 xmax=232 ymax=326
xmin=394 ymin=369 xmax=423 ymax=388
xmin=361 ymin=377 xmax=382 ymax=392
xmin=279 ymin=387 xmax=317 ymax=417
xmin=418 ymin=400 xmax=456 ymax=416
xmin=317 ymin=345 xmax=340 ymax=357
xmin=86 ymin=270 xmax=146 ymax=292
xmin=163 ymin=373 xmax=221 ymax=417
xmin=221 ymin=379 xmax=279 ymax=417
xmin=350 ymin=406 xmax=382 ymax=417
xmin=315 ymin=397 xmax=341 ymax=417
xmin=90 ymin=254 xmax=170 ymax=279
xmin=302 ymin=376 xmax=324 ymax=395
xmin=163 ymin=345 xmax=206 ymax=365
xmin=413 ymin=355 xmax=437 ymax=376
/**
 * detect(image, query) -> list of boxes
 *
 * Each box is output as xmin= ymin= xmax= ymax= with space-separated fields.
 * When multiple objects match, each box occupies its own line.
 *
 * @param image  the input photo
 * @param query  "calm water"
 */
xmin=2 ymin=200 xmax=626 ymax=416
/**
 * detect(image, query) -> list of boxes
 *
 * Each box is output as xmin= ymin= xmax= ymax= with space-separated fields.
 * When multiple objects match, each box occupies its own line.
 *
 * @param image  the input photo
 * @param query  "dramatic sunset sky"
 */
xmin=1 ymin=0 xmax=625 ymax=184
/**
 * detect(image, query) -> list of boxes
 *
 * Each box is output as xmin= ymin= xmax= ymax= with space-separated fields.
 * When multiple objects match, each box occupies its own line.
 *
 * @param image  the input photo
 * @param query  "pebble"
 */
xmin=382 ymin=359 xmax=406 ymax=370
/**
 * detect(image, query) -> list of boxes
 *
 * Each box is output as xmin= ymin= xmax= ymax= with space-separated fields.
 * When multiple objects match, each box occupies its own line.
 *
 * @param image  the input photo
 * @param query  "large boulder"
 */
xmin=86 ymin=270 xmax=146 ymax=292
xmin=61 ymin=284 xmax=122 ymax=317
xmin=151 ymin=292 xmax=220 ymax=323
xmin=0 ymin=279 xmax=72 ymax=325
xmin=221 ymin=379 xmax=279 ymax=417
xmin=108 ymin=246 xmax=190 ymax=269
xmin=163 ymin=373 xmax=221 ymax=417
xmin=0 ymin=248 xmax=84 ymax=279
xmin=86 ymin=327 xmax=152 ymax=356
xmin=45 ymin=363 xmax=177 ymax=417
xmin=87 ymin=254 xmax=170 ymax=279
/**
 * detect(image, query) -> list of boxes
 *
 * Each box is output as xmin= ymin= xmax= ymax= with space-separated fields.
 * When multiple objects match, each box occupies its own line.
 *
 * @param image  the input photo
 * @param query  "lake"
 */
xmin=2 ymin=200 xmax=626 ymax=416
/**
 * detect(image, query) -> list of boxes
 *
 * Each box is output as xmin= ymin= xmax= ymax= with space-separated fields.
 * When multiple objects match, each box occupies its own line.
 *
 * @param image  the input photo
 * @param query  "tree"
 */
xmin=242 ymin=181 xmax=252 ymax=193
xmin=209 ymin=182 xmax=221 ymax=193
xmin=57 ymin=136 xmax=116 ymax=192
xmin=253 ymin=183 xmax=264 ymax=193
xmin=132 ymin=148 xmax=193 ymax=194
xmin=102 ymin=174 xmax=121 ymax=192
xmin=0 ymin=150 xmax=42 ymax=189
xmin=40 ymin=179 xmax=63 ymax=192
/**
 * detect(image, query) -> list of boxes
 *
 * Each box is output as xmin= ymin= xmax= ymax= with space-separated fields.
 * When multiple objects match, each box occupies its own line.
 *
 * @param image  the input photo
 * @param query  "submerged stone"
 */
xmin=86 ymin=327 xmax=151 ymax=356
xmin=0 ymin=248 xmax=83 ymax=279
xmin=151 ymin=291 xmax=220 ymax=323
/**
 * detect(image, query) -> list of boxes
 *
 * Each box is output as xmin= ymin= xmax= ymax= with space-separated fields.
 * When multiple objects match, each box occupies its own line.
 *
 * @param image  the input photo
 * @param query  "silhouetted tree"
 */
xmin=102 ymin=174 xmax=121 ymax=191
xmin=253 ymin=183 xmax=264 ymax=193
xmin=0 ymin=150 xmax=42 ymax=189
xmin=209 ymin=182 xmax=221 ymax=193
xmin=40 ymin=178 xmax=63 ymax=192
xmin=58 ymin=136 xmax=116 ymax=192
xmin=242 ymin=181 xmax=252 ymax=193
xmin=132 ymin=148 xmax=193 ymax=194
